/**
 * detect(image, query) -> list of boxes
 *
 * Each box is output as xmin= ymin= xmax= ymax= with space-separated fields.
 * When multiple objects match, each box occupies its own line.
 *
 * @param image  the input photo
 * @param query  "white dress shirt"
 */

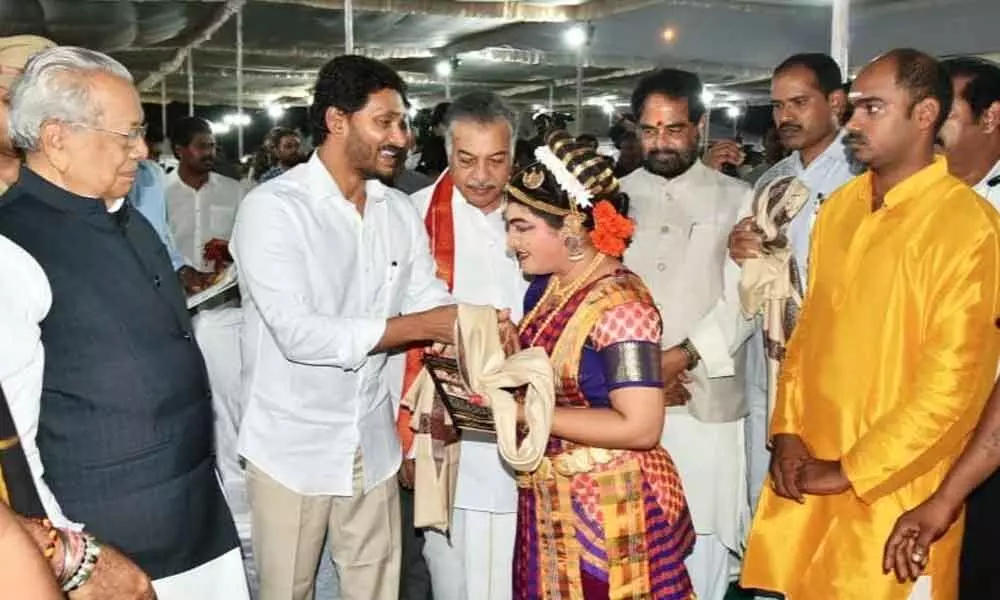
xmin=165 ymin=171 xmax=246 ymax=270
xmin=400 ymin=175 xmax=528 ymax=514
xmin=973 ymin=158 xmax=1000 ymax=209
xmin=752 ymin=132 xmax=857 ymax=284
xmin=231 ymin=153 xmax=452 ymax=496
xmin=0 ymin=234 xmax=79 ymax=529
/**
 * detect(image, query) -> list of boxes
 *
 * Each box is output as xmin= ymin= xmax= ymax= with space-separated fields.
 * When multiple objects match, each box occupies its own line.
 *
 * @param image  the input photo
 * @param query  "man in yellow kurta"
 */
xmin=741 ymin=49 xmax=1000 ymax=600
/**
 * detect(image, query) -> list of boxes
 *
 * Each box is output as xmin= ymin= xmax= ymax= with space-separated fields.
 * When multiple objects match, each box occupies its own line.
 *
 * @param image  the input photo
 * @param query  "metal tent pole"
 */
xmin=345 ymin=0 xmax=355 ymax=54
xmin=236 ymin=8 xmax=244 ymax=158
xmin=186 ymin=53 xmax=194 ymax=116
xmin=831 ymin=0 xmax=850 ymax=79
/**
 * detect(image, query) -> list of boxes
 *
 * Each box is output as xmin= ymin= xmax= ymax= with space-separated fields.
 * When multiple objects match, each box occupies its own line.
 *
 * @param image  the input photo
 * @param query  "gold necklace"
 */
xmin=519 ymin=253 xmax=606 ymax=347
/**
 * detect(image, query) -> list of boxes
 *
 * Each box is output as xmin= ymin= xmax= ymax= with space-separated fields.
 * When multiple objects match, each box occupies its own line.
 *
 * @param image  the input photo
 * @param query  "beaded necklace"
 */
xmin=519 ymin=252 xmax=606 ymax=348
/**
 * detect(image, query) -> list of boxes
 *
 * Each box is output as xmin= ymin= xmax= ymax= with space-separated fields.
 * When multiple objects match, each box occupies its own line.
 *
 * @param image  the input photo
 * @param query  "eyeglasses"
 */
xmin=74 ymin=123 xmax=148 ymax=147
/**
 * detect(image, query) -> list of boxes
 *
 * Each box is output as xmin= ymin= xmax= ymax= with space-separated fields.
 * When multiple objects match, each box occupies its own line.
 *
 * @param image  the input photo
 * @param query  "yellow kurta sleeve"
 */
xmin=769 ymin=198 xmax=826 ymax=438
xmin=842 ymin=224 xmax=1000 ymax=504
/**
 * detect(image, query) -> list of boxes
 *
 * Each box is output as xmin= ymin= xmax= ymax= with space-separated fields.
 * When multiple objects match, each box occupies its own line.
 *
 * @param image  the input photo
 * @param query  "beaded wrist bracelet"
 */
xmin=62 ymin=533 xmax=101 ymax=592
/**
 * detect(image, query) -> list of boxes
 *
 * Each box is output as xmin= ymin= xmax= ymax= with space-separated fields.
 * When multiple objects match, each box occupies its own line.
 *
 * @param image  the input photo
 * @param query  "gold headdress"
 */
xmin=506 ymin=130 xmax=634 ymax=257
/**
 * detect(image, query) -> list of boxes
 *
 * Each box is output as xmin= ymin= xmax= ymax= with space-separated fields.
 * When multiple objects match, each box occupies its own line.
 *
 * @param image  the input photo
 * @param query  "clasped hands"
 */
xmin=769 ymin=433 xmax=851 ymax=501
xmin=661 ymin=346 xmax=692 ymax=407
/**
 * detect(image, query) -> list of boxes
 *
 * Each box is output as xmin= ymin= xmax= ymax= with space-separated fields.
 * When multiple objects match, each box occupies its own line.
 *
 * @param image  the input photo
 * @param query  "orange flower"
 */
xmin=589 ymin=200 xmax=633 ymax=257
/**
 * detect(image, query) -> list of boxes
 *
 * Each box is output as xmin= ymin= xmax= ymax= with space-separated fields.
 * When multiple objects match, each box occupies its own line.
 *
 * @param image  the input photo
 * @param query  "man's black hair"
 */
xmin=631 ymin=68 xmax=705 ymax=123
xmin=309 ymin=55 xmax=408 ymax=145
xmin=170 ymin=116 xmax=212 ymax=149
xmin=942 ymin=56 xmax=1000 ymax=122
xmin=774 ymin=53 xmax=844 ymax=96
xmin=884 ymin=48 xmax=953 ymax=135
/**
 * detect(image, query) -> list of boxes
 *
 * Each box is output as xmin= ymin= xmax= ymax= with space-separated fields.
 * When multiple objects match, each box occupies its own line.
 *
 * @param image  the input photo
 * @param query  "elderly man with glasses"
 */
xmin=0 ymin=46 xmax=249 ymax=600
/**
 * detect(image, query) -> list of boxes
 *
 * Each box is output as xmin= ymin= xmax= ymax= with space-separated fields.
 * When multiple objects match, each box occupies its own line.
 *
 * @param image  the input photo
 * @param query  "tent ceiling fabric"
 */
xmin=1 ymin=0 xmax=998 ymax=108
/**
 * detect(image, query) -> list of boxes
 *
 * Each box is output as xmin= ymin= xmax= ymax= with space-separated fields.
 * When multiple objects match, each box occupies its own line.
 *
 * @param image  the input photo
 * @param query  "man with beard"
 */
xmin=621 ymin=68 xmax=751 ymax=600
xmin=230 ymin=55 xmax=462 ymax=600
xmin=393 ymin=90 xmax=526 ymax=600
xmin=882 ymin=56 xmax=1000 ymax=599
xmin=728 ymin=53 xmax=858 ymax=517
xmin=164 ymin=116 xmax=246 ymax=272
xmin=258 ymin=127 xmax=303 ymax=184
xmin=741 ymin=48 xmax=1000 ymax=600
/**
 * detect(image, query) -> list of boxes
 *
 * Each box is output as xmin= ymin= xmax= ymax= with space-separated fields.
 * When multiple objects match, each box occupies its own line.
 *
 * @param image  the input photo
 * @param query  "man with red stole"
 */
xmin=392 ymin=91 xmax=527 ymax=600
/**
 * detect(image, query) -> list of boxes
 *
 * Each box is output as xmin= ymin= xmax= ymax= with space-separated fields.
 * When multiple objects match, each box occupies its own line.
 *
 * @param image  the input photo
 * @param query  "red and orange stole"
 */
xmin=397 ymin=171 xmax=458 ymax=456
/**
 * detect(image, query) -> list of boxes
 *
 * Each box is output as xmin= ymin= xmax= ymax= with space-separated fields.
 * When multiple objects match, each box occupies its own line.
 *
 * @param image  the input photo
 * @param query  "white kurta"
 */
xmin=164 ymin=171 xmax=246 ymax=270
xmin=387 ymin=174 xmax=527 ymax=600
xmin=622 ymin=163 xmax=751 ymax=600
xmin=192 ymin=308 xmax=253 ymax=584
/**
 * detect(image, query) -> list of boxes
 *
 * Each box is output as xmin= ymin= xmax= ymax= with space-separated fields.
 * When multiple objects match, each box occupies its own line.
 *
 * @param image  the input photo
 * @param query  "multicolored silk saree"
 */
xmin=514 ymin=269 xmax=696 ymax=600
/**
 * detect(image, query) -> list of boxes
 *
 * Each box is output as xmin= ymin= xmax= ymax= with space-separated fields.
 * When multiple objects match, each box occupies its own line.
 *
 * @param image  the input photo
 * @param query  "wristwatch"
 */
xmin=678 ymin=338 xmax=701 ymax=371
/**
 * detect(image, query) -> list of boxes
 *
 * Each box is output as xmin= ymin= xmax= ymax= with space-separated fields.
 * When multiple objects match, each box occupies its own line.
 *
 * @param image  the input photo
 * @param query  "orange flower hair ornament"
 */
xmin=590 ymin=200 xmax=634 ymax=257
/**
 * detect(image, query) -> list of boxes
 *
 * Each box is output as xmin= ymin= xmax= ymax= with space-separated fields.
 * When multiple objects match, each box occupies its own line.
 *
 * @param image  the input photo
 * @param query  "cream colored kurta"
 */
xmin=741 ymin=157 xmax=1000 ymax=600
xmin=622 ymin=162 xmax=751 ymax=554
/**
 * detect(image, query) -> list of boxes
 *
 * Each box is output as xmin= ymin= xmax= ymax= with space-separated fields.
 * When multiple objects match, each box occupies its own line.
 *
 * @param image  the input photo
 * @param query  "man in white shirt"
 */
xmin=728 ymin=54 xmax=858 ymax=517
xmin=941 ymin=57 xmax=1000 ymax=206
xmin=231 ymin=55 xmax=462 ymax=600
xmin=937 ymin=56 xmax=1000 ymax=599
xmin=396 ymin=91 xmax=526 ymax=600
xmin=622 ymin=68 xmax=751 ymax=600
xmin=165 ymin=116 xmax=246 ymax=271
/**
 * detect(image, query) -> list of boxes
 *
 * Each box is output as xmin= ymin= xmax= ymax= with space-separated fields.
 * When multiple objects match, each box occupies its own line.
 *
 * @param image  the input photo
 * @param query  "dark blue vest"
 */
xmin=0 ymin=168 xmax=238 ymax=579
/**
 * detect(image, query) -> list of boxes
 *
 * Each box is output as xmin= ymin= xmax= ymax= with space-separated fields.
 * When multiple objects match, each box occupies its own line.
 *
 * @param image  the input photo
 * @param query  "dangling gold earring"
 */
xmin=562 ymin=211 xmax=586 ymax=262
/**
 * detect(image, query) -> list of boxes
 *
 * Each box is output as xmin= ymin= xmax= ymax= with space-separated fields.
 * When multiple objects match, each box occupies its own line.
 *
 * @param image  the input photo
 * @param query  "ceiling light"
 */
xmin=223 ymin=113 xmax=252 ymax=127
xmin=602 ymin=103 xmax=615 ymax=116
xmin=661 ymin=27 xmax=677 ymax=43
xmin=266 ymin=103 xmax=285 ymax=119
xmin=564 ymin=25 xmax=588 ymax=49
xmin=435 ymin=60 xmax=453 ymax=78
xmin=726 ymin=105 xmax=742 ymax=119
xmin=209 ymin=121 xmax=231 ymax=135
xmin=701 ymin=90 xmax=716 ymax=105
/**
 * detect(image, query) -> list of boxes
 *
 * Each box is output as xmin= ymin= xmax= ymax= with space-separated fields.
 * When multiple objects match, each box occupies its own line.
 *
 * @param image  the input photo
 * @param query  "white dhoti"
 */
xmin=192 ymin=307 xmax=253 ymax=587
xmin=419 ymin=431 xmax=519 ymax=600
xmin=152 ymin=547 xmax=250 ymax=600
xmin=661 ymin=410 xmax=748 ymax=600
xmin=423 ymin=508 xmax=516 ymax=600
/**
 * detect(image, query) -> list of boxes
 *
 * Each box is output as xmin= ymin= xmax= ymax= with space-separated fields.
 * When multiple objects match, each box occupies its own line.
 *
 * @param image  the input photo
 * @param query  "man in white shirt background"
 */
xmin=940 ymin=58 xmax=1000 ymax=206
xmin=395 ymin=90 xmax=526 ymax=600
xmin=621 ymin=68 xmax=751 ymax=600
xmin=165 ymin=116 xmax=246 ymax=272
xmin=231 ymin=55 xmax=464 ymax=600
xmin=727 ymin=54 xmax=858 ymax=518
xmin=936 ymin=55 xmax=1000 ymax=599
